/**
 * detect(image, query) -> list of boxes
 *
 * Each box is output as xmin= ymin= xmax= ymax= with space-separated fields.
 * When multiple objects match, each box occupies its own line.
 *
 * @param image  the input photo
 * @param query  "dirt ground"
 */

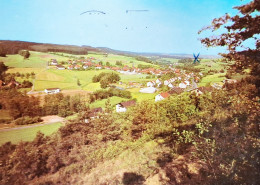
xmin=41 ymin=115 xmax=65 ymax=123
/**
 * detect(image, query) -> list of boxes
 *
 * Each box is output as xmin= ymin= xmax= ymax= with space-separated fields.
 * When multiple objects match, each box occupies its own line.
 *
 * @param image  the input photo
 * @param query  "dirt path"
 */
xmin=0 ymin=115 xmax=65 ymax=132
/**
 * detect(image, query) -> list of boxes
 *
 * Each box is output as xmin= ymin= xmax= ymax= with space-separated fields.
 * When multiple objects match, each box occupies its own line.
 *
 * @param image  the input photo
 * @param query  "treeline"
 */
xmin=178 ymin=58 xmax=193 ymax=63
xmin=89 ymin=88 xmax=132 ymax=103
xmin=0 ymin=40 xmax=100 ymax=56
xmin=42 ymin=93 xmax=87 ymax=117
xmin=135 ymin=56 xmax=153 ymax=64
xmin=0 ymin=89 xmax=87 ymax=123
xmin=0 ymin=79 xmax=259 ymax=184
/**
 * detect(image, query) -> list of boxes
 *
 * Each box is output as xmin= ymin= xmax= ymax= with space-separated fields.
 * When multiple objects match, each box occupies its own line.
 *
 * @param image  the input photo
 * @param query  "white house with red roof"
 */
xmin=147 ymin=81 xmax=156 ymax=87
xmin=116 ymin=100 xmax=136 ymax=113
xmin=155 ymin=92 xmax=170 ymax=102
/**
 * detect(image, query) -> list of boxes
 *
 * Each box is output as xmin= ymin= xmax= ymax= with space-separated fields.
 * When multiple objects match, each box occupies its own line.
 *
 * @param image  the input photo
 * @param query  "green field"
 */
xmin=198 ymin=73 xmax=226 ymax=87
xmin=90 ymin=96 xmax=129 ymax=109
xmin=34 ymin=69 xmax=110 ymax=91
xmin=0 ymin=51 xmax=68 ymax=68
xmin=0 ymin=122 xmax=62 ymax=145
xmin=129 ymin=88 xmax=156 ymax=101
xmin=194 ymin=59 xmax=227 ymax=73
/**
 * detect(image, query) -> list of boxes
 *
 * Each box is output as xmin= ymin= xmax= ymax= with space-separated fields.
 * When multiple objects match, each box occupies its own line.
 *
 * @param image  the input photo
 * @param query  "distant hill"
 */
xmin=0 ymin=40 xmax=220 ymax=59
xmin=0 ymin=40 xmax=99 ymax=55
xmin=94 ymin=47 xmax=220 ymax=59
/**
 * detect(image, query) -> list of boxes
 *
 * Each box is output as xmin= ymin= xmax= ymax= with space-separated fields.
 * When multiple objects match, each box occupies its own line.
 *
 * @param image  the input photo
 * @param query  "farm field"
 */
xmin=34 ymin=69 xmax=110 ymax=91
xmin=198 ymin=73 xmax=226 ymax=87
xmin=0 ymin=122 xmax=62 ymax=145
xmin=3 ymin=52 xmax=158 ymax=94
xmin=0 ymin=51 xmax=70 ymax=68
xmin=194 ymin=59 xmax=227 ymax=73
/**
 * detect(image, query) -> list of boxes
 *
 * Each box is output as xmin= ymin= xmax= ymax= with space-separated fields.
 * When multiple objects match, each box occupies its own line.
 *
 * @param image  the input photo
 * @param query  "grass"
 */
xmin=194 ymin=59 xmax=227 ymax=73
xmin=128 ymin=88 xmax=156 ymax=101
xmin=90 ymin=96 xmax=128 ymax=109
xmin=1 ymin=52 xmax=47 ymax=68
xmin=34 ymin=69 xmax=110 ymax=91
xmin=87 ymin=53 xmax=157 ymax=67
xmin=198 ymin=73 xmax=226 ymax=87
xmin=119 ymin=74 xmax=155 ymax=83
xmin=0 ymin=122 xmax=62 ymax=145
xmin=2 ymin=51 xmax=160 ymax=93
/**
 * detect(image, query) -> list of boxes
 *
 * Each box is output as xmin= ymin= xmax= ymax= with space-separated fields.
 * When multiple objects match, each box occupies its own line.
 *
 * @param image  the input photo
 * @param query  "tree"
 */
xmin=0 ymin=62 xmax=8 ymax=80
xmin=100 ymin=77 xmax=109 ymax=89
xmin=18 ymin=50 xmax=30 ymax=59
xmin=0 ymin=47 xmax=6 ymax=57
xmin=77 ymin=79 xmax=81 ymax=86
xmin=199 ymin=0 xmax=260 ymax=94
xmin=106 ymin=62 xmax=111 ymax=66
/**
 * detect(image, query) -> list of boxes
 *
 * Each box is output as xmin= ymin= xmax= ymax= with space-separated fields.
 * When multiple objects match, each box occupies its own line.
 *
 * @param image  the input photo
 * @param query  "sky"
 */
xmin=0 ymin=0 xmax=253 ymax=55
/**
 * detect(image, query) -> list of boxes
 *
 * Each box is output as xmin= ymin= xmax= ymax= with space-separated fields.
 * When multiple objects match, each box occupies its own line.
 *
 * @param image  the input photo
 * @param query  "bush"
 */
xmin=90 ymin=88 xmax=132 ymax=102
xmin=22 ymin=80 xmax=33 ymax=88
xmin=18 ymin=50 xmax=30 ymax=59
xmin=14 ymin=116 xmax=42 ymax=125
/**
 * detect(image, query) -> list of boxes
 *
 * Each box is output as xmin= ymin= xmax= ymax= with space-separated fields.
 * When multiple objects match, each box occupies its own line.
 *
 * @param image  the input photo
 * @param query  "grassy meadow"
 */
xmin=0 ymin=122 xmax=62 ymax=145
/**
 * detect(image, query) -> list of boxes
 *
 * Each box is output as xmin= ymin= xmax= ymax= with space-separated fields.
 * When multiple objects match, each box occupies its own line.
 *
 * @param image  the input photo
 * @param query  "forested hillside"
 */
xmin=0 ymin=40 xmax=99 ymax=56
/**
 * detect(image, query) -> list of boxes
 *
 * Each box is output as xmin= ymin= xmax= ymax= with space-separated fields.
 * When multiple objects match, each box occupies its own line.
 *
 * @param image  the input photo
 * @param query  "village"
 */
xmin=42 ymin=56 xmax=233 ymax=122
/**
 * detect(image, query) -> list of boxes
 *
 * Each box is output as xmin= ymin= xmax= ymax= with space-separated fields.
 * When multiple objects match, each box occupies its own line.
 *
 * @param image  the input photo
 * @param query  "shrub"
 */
xmin=18 ymin=50 xmax=30 ymax=59
xmin=14 ymin=116 xmax=42 ymax=125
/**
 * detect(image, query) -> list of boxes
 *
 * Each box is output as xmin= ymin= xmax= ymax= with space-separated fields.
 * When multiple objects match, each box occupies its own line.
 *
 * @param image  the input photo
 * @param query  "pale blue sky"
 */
xmin=0 ymin=0 xmax=252 ymax=55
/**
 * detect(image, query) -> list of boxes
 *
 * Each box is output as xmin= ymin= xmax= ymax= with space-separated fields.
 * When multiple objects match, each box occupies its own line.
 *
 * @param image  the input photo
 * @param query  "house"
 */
xmin=164 ymin=80 xmax=170 ymax=86
xmin=84 ymin=107 xmax=103 ymax=123
xmin=74 ymin=65 xmax=81 ymax=70
xmin=44 ymin=88 xmax=60 ymax=94
xmin=83 ymin=65 xmax=89 ymax=69
xmin=184 ymin=80 xmax=190 ymax=86
xmin=168 ymin=83 xmax=174 ymax=88
xmin=50 ymin=59 xmax=58 ymax=65
xmin=155 ymin=92 xmax=170 ymax=102
xmin=56 ymin=65 xmax=65 ymax=70
xmin=68 ymin=65 xmax=74 ymax=70
xmin=179 ymin=82 xmax=187 ymax=89
xmin=139 ymin=87 xmax=157 ymax=93
xmin=198 ymin=86 xmax=214 ymax=93
xmin=116 ymin=100 xmax=136 ymax=112
xmin=6 ymin=80 xmax=21 ymax=88
xmin=212 ymin=83 xmax=222 ymax=89
xmin=168 ymin=87 xmax=184 ymax=95
xmin=89 ymin=107 xmax=103 ymax=118
xmin=223 ymin=79 xmax=238 ymax=84
xmin=147 ymin=81 xmax=156 ymax=87
xmin=95 ymin=64 xmax=102 ymax=69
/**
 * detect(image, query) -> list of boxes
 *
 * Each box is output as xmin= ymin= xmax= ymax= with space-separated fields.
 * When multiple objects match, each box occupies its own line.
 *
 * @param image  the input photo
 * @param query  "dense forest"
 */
xmin=0 ymin=40 xmax=100 ymax=56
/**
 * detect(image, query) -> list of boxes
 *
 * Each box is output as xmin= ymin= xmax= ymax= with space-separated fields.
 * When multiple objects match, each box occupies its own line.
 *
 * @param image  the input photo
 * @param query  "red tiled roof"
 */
xmin=120 ymin=100 xmax=136 ymax=108
xmin=168 ymin=87 xmax=183 ymax=94
xmin=160 ymin=92 xmax=170 ymax=98
xmin=89 ymin=107 xmax=103 ymax=117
